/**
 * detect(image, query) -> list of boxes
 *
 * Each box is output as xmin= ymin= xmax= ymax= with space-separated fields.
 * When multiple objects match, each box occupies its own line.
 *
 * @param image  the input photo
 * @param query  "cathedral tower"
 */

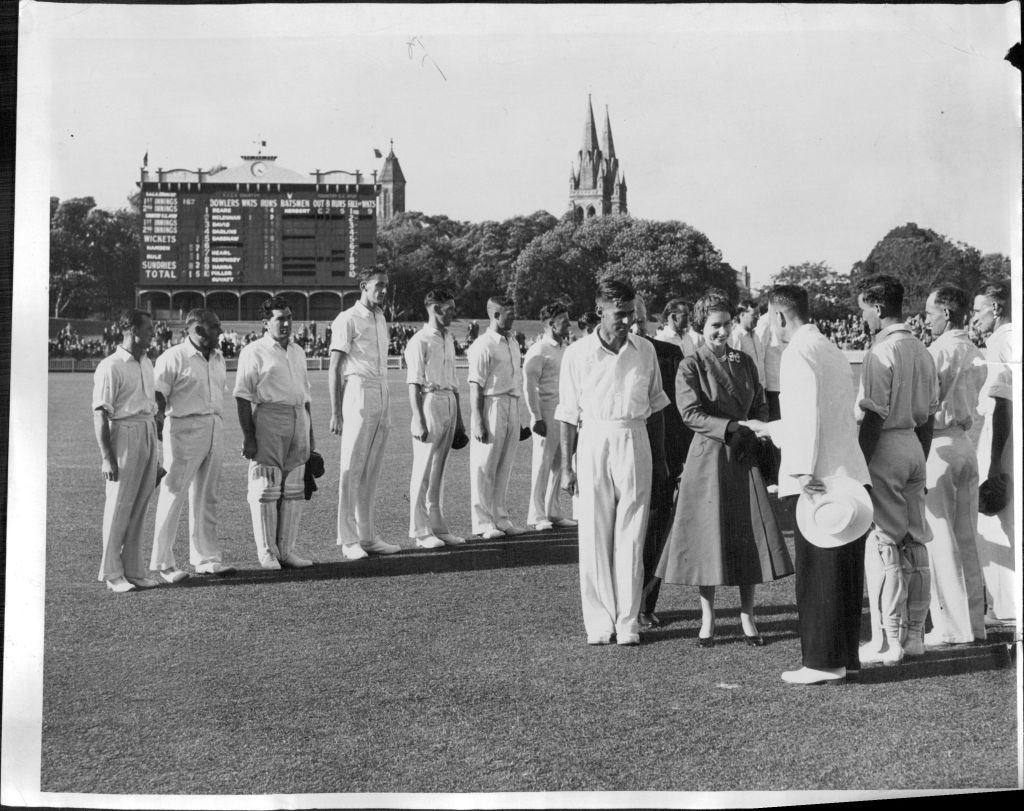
xmin=569 ymin=96 xmax=627 ymax=221
xmin=377 ymin=142 xmax=406 ymax=223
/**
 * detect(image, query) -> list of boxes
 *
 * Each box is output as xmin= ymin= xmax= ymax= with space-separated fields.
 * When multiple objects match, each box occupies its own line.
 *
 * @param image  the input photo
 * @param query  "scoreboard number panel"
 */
xmin=140 ymin=190 xmax=375 ymax=285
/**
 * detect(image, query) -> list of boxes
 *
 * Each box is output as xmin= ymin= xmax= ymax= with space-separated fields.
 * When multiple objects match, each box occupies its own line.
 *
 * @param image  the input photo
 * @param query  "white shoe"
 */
xmin=105 ymin=576 xmax=136 ymax=593
xmin=362 ymin=537 xmax=402 ymax=555
xmin=195 ymin=562 xmax=236 ymax=576
xmin=498 ymin=524 xmax=527 ymax=536
xmin=479 ymin=529 xmax=506 ymax=540
xmin=415 ymin=535 xmax=445 ymax=549
xmin=341 ymin=543 xmax=369 ymax=561
xmin=436 ymin=533 xmax=466 ymax=545
xmin=860 ymin=640 xmax=903 ymax=666
xmin=259 ymin=554 xmax=282 ymax=570
xmin=781 ymin=666 xmax=846 ymax=685
xmin=533 ymin=520 xmax=554 ymax=531
xmin=279 ymin=553 xmax=313 ymax=568
xmin=125 ymin=576 xmax=161 ymax=589
xmin=156 ymin=567 xmax=189 ymax=584
xmin=553 ymin=518 xmax=578 ymax=528
xmin=617 ymin=635 xmax=640 ymax=647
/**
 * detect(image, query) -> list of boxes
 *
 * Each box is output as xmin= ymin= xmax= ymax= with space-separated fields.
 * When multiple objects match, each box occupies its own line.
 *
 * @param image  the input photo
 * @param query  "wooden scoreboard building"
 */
xmin=136 ymin=153 xmax=380 ymax=321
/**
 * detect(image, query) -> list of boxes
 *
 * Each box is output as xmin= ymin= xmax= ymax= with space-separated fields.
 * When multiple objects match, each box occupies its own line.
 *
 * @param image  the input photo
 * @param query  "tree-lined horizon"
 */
xmin=49 ymin=195 xmax=1011 ymax=321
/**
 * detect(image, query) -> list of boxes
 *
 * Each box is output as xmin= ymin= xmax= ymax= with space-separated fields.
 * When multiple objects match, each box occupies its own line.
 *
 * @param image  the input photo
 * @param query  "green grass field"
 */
xmin=41 ymin=370 xmax=1018 ymax=796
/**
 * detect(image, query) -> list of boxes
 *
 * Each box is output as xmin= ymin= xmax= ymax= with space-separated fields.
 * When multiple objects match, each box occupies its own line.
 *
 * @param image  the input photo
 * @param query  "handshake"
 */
xmin=739 ymin=419 xmax=772 ymax=439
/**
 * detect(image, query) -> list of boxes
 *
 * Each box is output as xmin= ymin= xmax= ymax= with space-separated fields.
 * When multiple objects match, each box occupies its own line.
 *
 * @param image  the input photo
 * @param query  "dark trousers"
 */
xmin=642 ymin=475 xmax=679 ymax=614
xmin=761 ymin=391 xmax=782 ymax=486
xmin=790 ymin=495 xmax=866 ymax=669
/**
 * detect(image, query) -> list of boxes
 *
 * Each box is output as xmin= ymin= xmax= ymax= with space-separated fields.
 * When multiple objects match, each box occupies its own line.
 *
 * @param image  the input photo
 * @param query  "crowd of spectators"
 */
xmin=46 ymin=306 xmax=990 ymax=363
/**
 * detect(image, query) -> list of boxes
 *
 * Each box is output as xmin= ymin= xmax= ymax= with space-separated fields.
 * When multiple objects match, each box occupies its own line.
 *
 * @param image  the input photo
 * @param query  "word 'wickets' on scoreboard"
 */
xmin=141 ymin=191 xmax=377 ymax=285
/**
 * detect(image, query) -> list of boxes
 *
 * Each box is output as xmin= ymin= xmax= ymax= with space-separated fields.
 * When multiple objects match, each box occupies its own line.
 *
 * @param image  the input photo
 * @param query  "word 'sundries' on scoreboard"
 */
xmin=141 ymin=190 xmax=376 ymax=285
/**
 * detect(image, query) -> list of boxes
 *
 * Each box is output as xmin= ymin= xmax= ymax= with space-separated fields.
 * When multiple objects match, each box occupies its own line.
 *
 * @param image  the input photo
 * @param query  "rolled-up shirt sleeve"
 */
xmin=466 ymin=341 xmax=490 ymax=388
xmin=329 ymin=312 xmax=354 ymax=354
xmin=522 ymin=349 xmax=545 ymax=422
xmin=232 ymin=348 xmax=258 ymax=402
xmin=857 ymin=350 xmax=891 ymax=421
xmin=554 ymin=351 xmax=580 ymax=424
xmin=92 ymin=364 xmax=114 ymax=414
xmin=405 ymin=336 xmax=427 ymax=386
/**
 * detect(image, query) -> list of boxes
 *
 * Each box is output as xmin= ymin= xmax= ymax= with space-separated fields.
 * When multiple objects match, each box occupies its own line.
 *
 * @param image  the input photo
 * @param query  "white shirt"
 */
xmin=928 ymin=329 xmax=985 ymax=432
xmin=154 ymin=339 xmax=226 ymax=417
xmin=728 ymin=324 xmax=765 ymax=385
xmin=467 ymin=329 xmax=522 ymax=397
xmin=654 ymin=326 xmax=699 ymax=357
xmin=754 ymin=316 xmax=787 ymax=391
xmin=92 ymin=346 xmax=157 ymax=420
xmin=768 ymin=324 xmax=870 ymax=498
xmin=979 ymin=322 xmax=1014 ymax=415
xmin=405 ymin=325 xmax=458 ymax=392
xmin=233 ymin=335 xmax=311 ymax=407
xmin=522 ymin=336 xmax=564 ymax=420
xmin=555 ymin=332 xmax=670 ymax=425
xmin=330 ymin=300 xmax=388 ymax=381
xmin=856 ymin=323 xmax=939 ymax=430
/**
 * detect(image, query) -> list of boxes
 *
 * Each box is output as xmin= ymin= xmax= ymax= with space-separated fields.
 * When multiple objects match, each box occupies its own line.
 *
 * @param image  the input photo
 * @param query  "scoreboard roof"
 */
xmin=141 ymin=155 xmax=374 ymax=189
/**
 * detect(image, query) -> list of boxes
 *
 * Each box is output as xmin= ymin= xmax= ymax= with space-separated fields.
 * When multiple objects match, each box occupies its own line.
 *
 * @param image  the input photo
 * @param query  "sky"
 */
xmin=19 ymin=2 xmax=1023 ymax=287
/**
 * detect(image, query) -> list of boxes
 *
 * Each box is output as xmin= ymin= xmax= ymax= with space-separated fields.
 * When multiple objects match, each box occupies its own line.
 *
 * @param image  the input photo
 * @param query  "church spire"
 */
xmin=581 ymin=94 xmax=599 ymax=155
xmin=603 ymin=105 xmax=616 ymax=159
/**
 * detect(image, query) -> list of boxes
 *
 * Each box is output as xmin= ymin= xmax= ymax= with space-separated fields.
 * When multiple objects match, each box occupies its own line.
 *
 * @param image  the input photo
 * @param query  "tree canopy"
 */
xmin=767 ymin=261 xmax=853 ymax=320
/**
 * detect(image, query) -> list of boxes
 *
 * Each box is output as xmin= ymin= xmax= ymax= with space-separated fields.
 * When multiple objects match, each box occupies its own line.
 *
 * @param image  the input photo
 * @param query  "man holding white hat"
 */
xmin=745 ymin=285 xmax=872 ymax=685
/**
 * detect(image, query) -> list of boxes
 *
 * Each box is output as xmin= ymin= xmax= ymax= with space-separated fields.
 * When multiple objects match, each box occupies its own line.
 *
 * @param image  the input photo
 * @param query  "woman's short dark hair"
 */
xmin=691 ymin=291 xmax=734 ymax=331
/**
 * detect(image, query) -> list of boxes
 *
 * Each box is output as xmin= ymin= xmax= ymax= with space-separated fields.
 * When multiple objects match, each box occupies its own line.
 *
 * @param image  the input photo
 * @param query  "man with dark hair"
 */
xmin=655 ymin=298 xmax=698 ymax=357
xmin=920 ymin=284 xmax=987 ymax=644
xmin=404 ymin=288 xmax=466 ymax=548
xmin=633 ymin=296 xmax=688 ymax=628
xmin=855 ymin=275 xmax=939 ymax=664
xmin=92 ymin=309 xmax=161 ymax=592
xmin=467 ymin=295 xmax=527 ymax=538
xmin=557 ymin=279 xmax=670 ymax=646
xmin=330 ymin=268 xmax=400 ymax=559
xmin=234 ymin=296 xmax=316 ymax=569
xmin=746 ymin=284 xmax=871 ymax=684
xmin=523 ymin=302 xmax=575 ymax=531
xmin=150 ymin=308 xmax=234 ymax=581
xmin=577 ymin=311 xmax=599 ymax=335
xmin=971 ymin=280 xmax=1015 ymax=624
xmin=729 ymin=299 xmax=765 ymax=385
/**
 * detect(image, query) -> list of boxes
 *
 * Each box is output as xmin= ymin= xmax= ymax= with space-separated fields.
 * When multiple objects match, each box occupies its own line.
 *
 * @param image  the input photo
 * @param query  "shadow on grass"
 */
xmin=173 ymin=529 xmax=582 ymax=588
xmin=853 ymin=641 xmax=1015 ymax=683
xmin=648 ymin=605 xmax=802 ymax=645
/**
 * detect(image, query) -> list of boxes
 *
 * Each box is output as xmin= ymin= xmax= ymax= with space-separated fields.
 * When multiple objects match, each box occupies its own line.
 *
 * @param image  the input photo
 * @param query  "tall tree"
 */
xmin=50 ymin=197 xmax=98 ymax=317
xmin=769 ymin=261 xmax=853 ymax=320
xmin=851 ymin=223 xmax=983 ymax=313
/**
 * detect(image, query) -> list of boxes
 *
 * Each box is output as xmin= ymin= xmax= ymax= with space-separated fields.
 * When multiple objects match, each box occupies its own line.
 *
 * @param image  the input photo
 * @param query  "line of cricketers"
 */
xmin=93 ymin=271 xmax=1016 ymax=682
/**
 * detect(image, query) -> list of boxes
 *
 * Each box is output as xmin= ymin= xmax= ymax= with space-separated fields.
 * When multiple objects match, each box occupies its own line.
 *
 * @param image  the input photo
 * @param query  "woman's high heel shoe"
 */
xmin=744 ymin=632 xmax=765 ymax=647
xmin=697 ymin=635 xmax=715 ymax=648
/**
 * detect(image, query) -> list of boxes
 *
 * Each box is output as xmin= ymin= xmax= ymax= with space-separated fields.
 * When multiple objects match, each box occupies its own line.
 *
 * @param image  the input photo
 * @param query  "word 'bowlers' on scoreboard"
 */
xmin=141 ymin=191 xmax=376 ymax=285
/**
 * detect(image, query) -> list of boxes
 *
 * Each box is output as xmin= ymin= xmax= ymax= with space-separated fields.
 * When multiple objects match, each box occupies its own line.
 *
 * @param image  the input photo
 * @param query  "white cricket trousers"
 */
xmin=336 ymin=377 xmax=391 ymax=545
xmin=409 ymin=390 xmax=457 ymax=538
xmin=98 ymin=416 xmax=158 ymax=582
xmin=924 ymin=427 xmax=986 ymax=642
xmin=864 ymin=430 xmax=930 ymax=643
xmin=527 ymin=401 xmax=564 ymax=526
xmin=150 ymin=414 xmax=224 ymax=570
xmin=470 ymin=394 xmax=520 ymax=534
xmin=576 ymin=419 xmax=652 ymax=642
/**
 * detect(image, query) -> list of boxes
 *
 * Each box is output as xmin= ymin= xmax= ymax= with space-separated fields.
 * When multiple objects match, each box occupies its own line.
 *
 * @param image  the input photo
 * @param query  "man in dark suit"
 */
xmin=633 ymin=297 xmax=693 ymax=628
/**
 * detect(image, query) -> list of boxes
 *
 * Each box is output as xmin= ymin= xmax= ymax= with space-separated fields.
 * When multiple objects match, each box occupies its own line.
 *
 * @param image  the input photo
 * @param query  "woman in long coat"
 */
xmin=656 ymin=293 xmax=793 ymax=645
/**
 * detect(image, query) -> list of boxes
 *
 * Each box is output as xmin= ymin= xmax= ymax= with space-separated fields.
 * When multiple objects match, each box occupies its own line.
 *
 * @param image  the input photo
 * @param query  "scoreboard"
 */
xmin=140 ymin=190 xmax=377 ymax=286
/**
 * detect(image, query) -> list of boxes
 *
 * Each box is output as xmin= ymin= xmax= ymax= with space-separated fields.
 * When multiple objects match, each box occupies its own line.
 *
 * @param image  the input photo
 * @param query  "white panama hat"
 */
xmin=795 ymin=475 xmax=874 ymax=548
